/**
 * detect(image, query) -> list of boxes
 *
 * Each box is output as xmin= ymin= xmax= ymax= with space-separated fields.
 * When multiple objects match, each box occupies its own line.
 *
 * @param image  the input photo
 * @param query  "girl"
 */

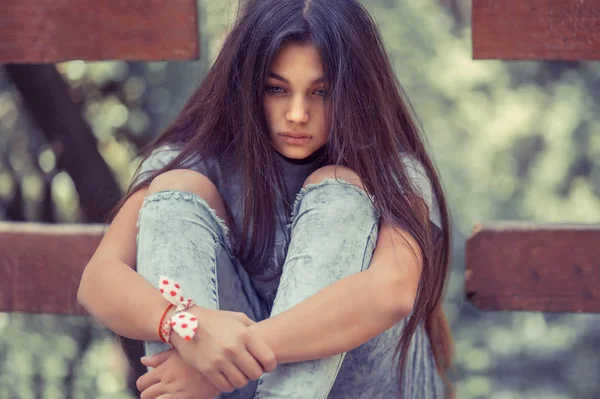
xmin=77 ymin=0 xmax=453 ymax=398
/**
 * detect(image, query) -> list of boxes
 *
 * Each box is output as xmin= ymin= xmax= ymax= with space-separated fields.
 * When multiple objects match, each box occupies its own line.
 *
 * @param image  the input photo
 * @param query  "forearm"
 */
xmin=249 ymin=269 xmax=409 ymax=364
xmin=77 ymin=258 xmax=169 ymax=341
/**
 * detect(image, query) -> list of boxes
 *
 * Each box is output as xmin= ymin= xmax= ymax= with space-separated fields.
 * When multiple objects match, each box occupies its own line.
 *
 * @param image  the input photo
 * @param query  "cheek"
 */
xmin=263 ymin=102 xmax=276 ymax=127
xmin=315 ymin=110 xmax=328 ymax=133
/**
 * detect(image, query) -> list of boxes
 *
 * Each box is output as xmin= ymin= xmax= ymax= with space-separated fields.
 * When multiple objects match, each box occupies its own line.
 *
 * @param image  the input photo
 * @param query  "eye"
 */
xmin=314 ymin=88 xmax=328 ymax=97
xmin=266 ymin=85 xmax=285 ymax=94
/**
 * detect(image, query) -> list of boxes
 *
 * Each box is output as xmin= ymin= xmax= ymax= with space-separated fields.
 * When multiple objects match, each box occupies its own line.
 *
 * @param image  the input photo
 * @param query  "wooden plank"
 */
xmin=0 ymin=222 xmax=103 ymax=315
xmin=472 ymin=0 xmax=600 ymax=60
xmin=466 ymin=223 xmax=600 ymax=313
xmin=0 ymin=0 xmax=198 ymax=63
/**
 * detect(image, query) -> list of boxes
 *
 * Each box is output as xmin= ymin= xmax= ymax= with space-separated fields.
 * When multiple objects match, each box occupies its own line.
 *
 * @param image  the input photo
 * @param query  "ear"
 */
xmin=141 ymin=349 xmax=173 ymax=367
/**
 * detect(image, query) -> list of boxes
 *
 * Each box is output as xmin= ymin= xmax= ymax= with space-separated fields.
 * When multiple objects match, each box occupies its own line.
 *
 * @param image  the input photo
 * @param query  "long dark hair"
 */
xmin=113 ymin=0 xmax=453 ymax=396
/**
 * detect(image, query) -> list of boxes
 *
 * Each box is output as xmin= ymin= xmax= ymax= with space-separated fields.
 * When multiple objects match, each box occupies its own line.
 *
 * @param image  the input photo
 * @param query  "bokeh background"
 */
xmin=1 ymin=0 xmax=599 ymax=398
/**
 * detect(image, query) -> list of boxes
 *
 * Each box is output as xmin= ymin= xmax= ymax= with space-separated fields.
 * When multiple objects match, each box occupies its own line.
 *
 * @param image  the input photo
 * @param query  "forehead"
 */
xmin=270 ymin=42 xmax=324 ymax=79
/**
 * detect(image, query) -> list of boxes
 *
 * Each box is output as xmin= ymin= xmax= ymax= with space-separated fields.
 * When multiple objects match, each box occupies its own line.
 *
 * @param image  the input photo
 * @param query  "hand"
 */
xmin=137 ymin=349 xmax=219 ymax=399
xmin=171 ymin=307 xmax=277 ymax=393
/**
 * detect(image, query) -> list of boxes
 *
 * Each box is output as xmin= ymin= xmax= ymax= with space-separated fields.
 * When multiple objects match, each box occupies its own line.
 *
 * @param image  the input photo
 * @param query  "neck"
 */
xmin=275 ymin=146 xmax=326 ymax=165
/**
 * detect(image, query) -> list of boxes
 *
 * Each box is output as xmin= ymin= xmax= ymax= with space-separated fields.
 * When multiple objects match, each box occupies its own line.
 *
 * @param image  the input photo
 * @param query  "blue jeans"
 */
xmin=136 ymin=178 xmax=444 ymax=398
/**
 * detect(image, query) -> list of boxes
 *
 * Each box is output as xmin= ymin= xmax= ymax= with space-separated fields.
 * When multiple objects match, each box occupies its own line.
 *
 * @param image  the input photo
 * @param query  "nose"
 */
xmin=285 ymin=96 xmax=309 ymax=125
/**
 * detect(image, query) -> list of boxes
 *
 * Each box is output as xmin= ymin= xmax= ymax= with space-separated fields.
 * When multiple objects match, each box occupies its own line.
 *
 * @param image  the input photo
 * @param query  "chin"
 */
xmin=276 ymin=147 xmax=315 ymax=160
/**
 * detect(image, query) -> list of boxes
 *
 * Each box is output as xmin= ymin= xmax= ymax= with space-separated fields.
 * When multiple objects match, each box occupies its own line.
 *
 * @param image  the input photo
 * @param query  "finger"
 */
xmin=221 ymin=362 xmax=250 ymax=389
xmin=140 ymin=381 xmax=167 ymax=399
xmin=206 ymin=370 xmax=235 ymax=393
xmin=246 ymin=336 xmax=277 ymax=373
xmin=136 ymin=369 xmax=161 ymax=392
xmin=234 ymin=350 xmax=264 ymax=380
xmin=141 ymin=349 xmax=174 ymax=368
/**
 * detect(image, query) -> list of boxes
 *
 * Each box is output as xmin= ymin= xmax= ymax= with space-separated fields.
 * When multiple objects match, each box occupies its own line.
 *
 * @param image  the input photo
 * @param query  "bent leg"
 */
xmin=254 ymin=166 xmax=380 ymax=399
xmin=135 ymin=169 xmax=268 ymax=398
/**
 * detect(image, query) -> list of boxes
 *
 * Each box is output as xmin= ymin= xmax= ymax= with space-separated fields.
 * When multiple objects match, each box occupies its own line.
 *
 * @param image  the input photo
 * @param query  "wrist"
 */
xmin=188 ymin=305 xmax=214 ymax=328
xmin=164 ymin=305 xmax=177 ymax=321
xmin=246 ymin=322 xmax=279 ymax=363
xmin=170 ymin=305 xmax=212 ymax=350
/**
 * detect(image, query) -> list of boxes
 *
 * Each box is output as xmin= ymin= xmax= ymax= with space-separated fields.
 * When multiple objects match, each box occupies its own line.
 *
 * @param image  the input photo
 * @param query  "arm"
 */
xmin=78 ymin=188 xmax=218 ymax=342
xmin=248 ymin=223 xmax=422 ymax=364
xmin=78 ymin=187 xmax=275 ymax=393
xmin=77 ymin=187 xmax=176 ymax=341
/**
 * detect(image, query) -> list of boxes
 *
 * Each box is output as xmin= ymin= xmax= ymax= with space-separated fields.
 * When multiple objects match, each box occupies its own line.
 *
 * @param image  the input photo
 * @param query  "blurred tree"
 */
xmin=439 ymin=0 xmax=469 ymax=29
xmin=5 ymin=64 xmax=121 ymax=223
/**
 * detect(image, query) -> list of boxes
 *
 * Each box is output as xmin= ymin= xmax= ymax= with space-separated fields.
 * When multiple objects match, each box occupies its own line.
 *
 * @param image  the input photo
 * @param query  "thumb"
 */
xmin=141 ymin=349 xmax=173 ymax=367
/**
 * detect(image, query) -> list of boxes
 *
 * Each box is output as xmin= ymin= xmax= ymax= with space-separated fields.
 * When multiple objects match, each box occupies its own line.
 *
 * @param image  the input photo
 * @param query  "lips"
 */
xmin=279 ymin=131 xmax=312 ymax=139
xmin=278 ymin=132 xmax=312 ymax=145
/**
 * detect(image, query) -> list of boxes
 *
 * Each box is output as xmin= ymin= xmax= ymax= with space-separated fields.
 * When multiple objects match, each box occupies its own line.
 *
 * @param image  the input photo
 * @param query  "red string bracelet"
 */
xmin=156 ymin=277 xmax=198 ymax=344
xmin=158 ymin=303 xmax=175 ymax=343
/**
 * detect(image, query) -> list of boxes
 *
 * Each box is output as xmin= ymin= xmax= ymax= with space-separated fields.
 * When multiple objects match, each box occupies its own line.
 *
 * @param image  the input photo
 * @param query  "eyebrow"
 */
xmin=268 ymin=72 xmax=325 ymax=85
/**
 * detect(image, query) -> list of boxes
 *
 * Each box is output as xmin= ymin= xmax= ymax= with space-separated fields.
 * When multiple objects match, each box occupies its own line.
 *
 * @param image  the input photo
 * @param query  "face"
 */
xmin=263 ymin=42 xmax=329 ymax=160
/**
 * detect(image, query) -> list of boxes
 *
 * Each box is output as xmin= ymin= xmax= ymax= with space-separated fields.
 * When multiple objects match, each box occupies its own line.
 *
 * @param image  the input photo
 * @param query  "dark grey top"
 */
xmin=135 ymin=145 xmax=441 ymax=303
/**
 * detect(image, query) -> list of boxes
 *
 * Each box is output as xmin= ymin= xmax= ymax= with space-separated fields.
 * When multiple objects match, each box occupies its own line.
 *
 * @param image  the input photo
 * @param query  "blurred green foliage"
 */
xmin=0 ymin=0 xmax=599 ymax=398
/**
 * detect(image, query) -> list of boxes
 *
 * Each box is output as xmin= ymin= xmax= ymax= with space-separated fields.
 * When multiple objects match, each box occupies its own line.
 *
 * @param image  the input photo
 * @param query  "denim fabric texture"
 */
xmin=136 ymin=177 xmax=444 ymax=398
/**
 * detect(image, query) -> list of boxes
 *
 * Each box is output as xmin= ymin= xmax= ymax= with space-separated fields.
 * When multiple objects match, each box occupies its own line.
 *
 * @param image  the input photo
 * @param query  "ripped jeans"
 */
xmin=136 ymin=178 xmax=444 ymax=399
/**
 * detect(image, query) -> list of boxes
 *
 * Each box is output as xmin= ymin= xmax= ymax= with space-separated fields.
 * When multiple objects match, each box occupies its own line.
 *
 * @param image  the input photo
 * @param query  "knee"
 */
xmin=303 ymin=165 xmax=365 ymax=191
xmin=147 ymin=169 xmax=229 ymax=225
xmin=148 ymin=169 xmax=216 ymax=196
